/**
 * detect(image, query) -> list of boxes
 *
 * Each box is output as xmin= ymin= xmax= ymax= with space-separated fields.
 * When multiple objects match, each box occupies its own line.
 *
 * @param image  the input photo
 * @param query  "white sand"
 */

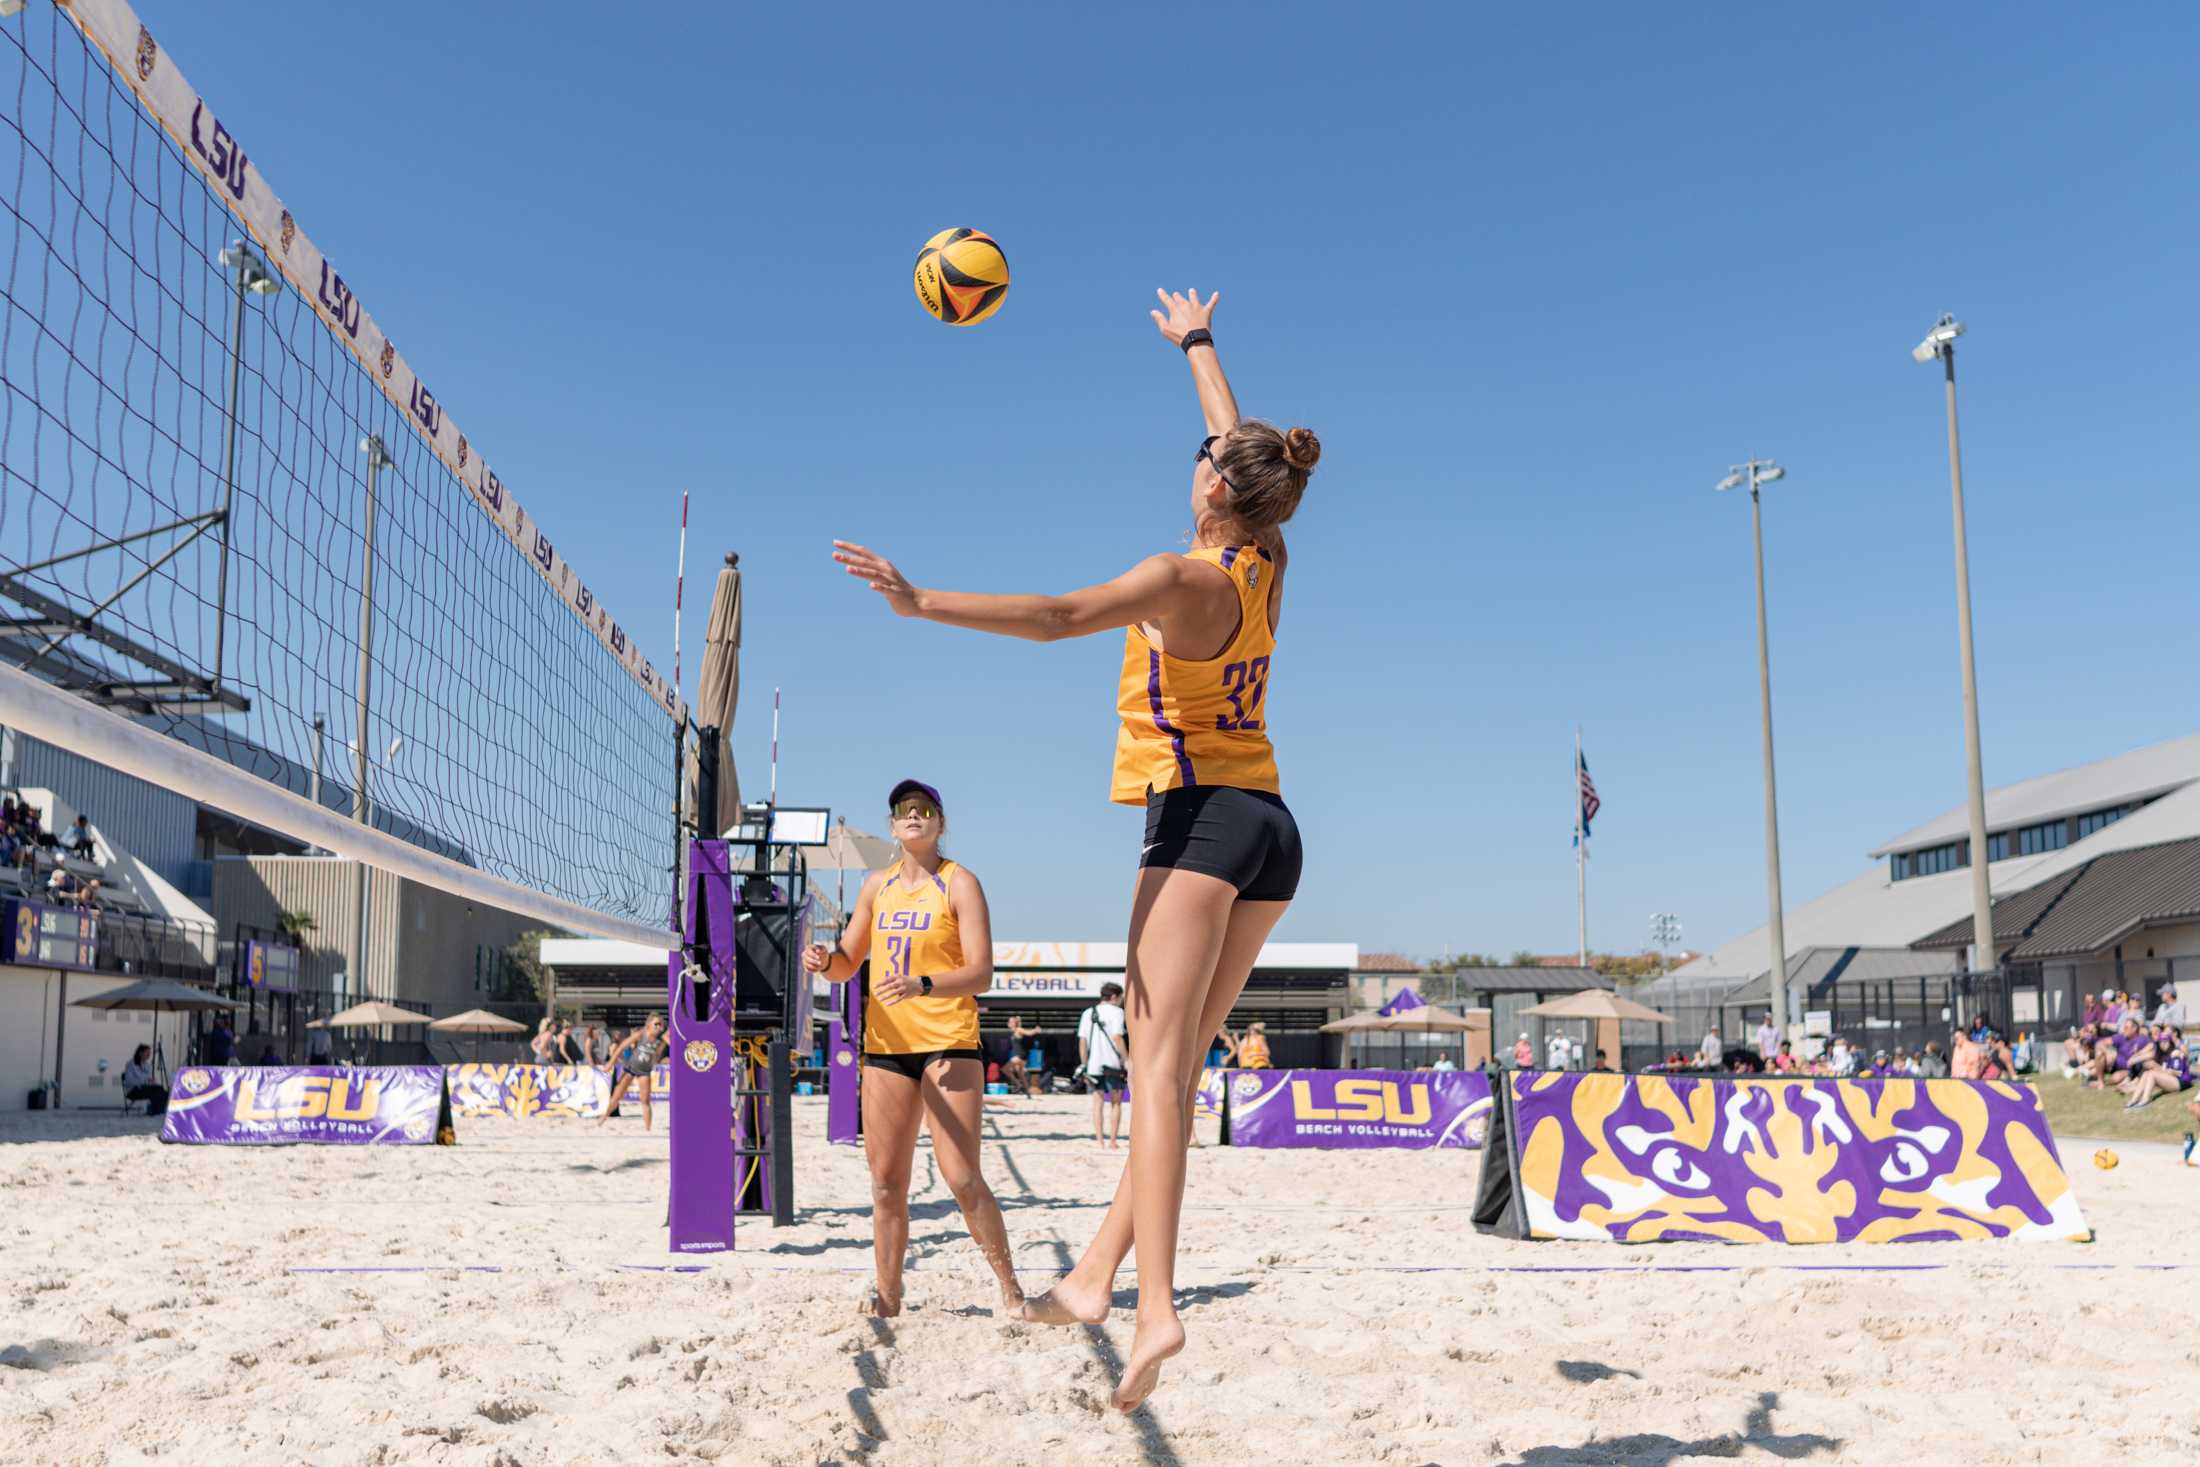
xmin=2 ymin=1096 xmax=2195 ymax=1466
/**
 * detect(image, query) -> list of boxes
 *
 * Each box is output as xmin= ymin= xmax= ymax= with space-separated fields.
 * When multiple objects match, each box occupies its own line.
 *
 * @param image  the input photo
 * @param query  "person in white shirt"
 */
xmin=120 ymin=1044 xmax=165 ymax=1113
xmin=1079 ymin=983 xmax=1132 ymax=1148
xmin=1430 ymin=1054 xmax=1458 ymax=1072
xmin=1696 ymin=1029 xmax=1723 ymax=1068
xmin=1828 ymin=1038 xmax=1858 ymax=1077
xmin=1755 ymin=1016 xmax=1778 ymax=1061
xmin=1545 ymin=1032 xmax=1571 ymax=1072
xmin=2152 ymin=985 xmax=2186 ymax=1032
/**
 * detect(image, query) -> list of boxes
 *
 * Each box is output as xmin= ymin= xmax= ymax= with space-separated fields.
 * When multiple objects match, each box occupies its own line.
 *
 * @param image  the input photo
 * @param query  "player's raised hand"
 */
xmin=1150 ymin=287 xmax=1219 ymax=346
xmin=832 ymin=541 xmax=920 ymax=617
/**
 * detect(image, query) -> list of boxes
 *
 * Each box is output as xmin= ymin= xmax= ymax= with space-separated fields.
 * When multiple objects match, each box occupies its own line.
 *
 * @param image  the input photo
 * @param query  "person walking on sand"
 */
xmin=833 ymin=287 xmax=1316 ymax=1412
xmin=802 ymin=779 xmax=1024 ymax=1321
xmin=598 ymin=1014 xmax=667 ymax=1130
xmin=1080 ymin=981 xmax=1132 ymax=1148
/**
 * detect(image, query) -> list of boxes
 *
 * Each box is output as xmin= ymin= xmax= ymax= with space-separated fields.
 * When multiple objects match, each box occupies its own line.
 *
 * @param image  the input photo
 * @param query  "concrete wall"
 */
xmin=212 ymin=855 xmax=537 ymax=1014
xmin=0 ymin=965 xmax=193 ymax=1111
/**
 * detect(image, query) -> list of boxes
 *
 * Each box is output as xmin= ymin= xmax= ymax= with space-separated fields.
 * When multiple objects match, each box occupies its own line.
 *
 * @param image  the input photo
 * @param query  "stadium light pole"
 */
xmin=1913 ymin=314 xmax=1996 ymax=980
xmin=212 ymin=241 xmax=277 ymax=692
xmin=350 ymin=435 xmax=392 ymax=1006
xmin=1650 ymin=912 xmax=1682 ymax=975
xmin=1718 ymin=459 xmax=1792 ymax=1044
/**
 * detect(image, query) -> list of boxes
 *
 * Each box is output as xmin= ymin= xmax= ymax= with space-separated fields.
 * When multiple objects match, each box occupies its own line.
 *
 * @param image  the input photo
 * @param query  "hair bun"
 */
xmin=1282 ymin=426 xmax=1321 ymax=472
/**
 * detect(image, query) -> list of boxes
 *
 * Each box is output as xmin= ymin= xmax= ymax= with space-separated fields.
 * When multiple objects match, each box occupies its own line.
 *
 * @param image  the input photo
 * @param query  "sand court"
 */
xmin=2 ymin=1096 xmax=2194 ymax=1466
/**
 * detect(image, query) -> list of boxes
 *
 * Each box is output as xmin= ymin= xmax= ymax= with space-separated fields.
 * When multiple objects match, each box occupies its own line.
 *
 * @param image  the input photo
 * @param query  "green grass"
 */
xmin=2025 ymin=1073 xmax=2200 ymax=1147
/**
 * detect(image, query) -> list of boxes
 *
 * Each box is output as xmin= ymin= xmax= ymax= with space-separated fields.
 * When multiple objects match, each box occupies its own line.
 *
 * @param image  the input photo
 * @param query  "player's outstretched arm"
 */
xmin=831 ymin=543 xmax=1202 ymax=644
xmin=1151 ymin=288 xmax=1237 ymax=438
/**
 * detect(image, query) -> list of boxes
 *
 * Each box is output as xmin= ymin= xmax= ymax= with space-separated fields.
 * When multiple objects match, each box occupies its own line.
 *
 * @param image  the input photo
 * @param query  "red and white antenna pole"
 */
xmin=672 ymin=490 xmax=690 ymax=697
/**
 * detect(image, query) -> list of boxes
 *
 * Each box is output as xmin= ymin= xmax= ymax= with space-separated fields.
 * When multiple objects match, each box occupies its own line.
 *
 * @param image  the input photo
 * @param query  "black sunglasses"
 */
xmin=1196 ymin=435 xmax=1232 ymax=492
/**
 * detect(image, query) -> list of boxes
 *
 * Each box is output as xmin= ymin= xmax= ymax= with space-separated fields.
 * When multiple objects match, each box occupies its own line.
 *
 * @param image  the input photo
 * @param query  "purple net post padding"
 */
xmin=668 ymin=840 xmax=736 ymax=1253
xmin=160 ymin=1065 xmax=453 ymax=1145
xmin=827 ymin=955 xmax=862 ymax=1145
xmin=1504 ymin=1071 xmax=2093 ymax=1244
xmin=1226 ymin=1068 xmax=1493 ymax=1150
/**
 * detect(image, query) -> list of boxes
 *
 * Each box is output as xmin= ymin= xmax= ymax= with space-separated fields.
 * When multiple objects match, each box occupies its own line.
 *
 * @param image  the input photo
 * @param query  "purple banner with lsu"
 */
xmin=160 ymin=1066 xmax=453 ymax=1146
xmin=1506 ymin=1072 xmax=2091 ymax=1243
xmin=1228 ymin=1068 xmax=1493 ymax=1150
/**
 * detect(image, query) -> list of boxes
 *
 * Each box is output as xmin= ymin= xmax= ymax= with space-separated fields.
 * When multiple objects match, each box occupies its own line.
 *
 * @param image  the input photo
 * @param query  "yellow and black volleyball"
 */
xmin=912 ymin=228 xmax=1009 ymax=326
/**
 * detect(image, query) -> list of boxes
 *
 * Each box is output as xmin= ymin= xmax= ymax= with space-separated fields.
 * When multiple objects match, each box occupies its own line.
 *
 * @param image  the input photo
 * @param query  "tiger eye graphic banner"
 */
xmin=1501 ymin=1072 xmax=2091 ymax=1243
xmin=159 ymin=1067 xmax=454 ymax=1146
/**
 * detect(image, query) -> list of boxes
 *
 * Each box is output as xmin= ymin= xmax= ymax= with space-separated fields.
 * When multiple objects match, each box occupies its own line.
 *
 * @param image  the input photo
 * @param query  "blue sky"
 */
xmin=147 ymin=1 xmax=2200 ymax=957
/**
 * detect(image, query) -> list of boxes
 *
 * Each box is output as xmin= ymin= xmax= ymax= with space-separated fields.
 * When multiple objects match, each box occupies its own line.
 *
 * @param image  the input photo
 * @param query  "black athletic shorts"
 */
xmin=1140 ymin=785 xmax=1301 ymax=903
xmin=862 ymin=1048 xmax=984 ymax=1080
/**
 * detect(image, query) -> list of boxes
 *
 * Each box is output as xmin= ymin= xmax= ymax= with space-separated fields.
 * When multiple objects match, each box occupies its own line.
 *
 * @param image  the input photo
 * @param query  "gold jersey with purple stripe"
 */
xmin=865 ymin=859 xmax=978 ymax=1054
xmin=1111 ymin=544 xmax=1281 ymax=805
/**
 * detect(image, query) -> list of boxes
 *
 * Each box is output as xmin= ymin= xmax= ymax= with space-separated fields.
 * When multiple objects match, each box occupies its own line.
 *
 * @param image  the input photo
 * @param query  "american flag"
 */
xmin=1577 ymin=751 xmax=1600 ymax=840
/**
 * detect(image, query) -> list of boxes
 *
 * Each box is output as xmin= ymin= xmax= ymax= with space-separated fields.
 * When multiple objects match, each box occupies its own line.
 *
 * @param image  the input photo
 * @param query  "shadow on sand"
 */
xmin=1495 ymin=1388 xmax=1842 ymax=1466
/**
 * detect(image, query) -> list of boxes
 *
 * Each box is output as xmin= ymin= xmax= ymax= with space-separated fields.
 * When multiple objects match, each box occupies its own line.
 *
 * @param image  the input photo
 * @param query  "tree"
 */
xmin=504 ymin=929 xmax=552 ymax=1008
xmin=276 ymin=909 xmax=316 ymax=941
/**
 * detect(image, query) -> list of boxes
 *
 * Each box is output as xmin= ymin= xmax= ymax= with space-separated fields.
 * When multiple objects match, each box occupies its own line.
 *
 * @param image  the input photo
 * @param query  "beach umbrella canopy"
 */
xmin=426 ymin=1009 xmax=529 ymax=1033
xmin=71 ymin=977 xmax=239 ymax=1012
xmin=1377 ymin=986 xmax=1427 ymax=1018
xmin=1520 ymin=989 xmax=1675 ymax=1024
xmin=689 ymin=551 xmax=743 ymax=837
xmin=1320 ymin=1010 xmax=1397 ymax=1034
xmin=311 ymin=1000 xmax=434 ymax=1029
xmin=812 ymin=818 xmax=893 ymax=873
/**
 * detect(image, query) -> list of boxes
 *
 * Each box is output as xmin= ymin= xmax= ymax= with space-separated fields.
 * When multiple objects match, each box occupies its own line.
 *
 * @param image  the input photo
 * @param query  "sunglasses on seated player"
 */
xmin=891 ymin=799 xmax=940 ymax=821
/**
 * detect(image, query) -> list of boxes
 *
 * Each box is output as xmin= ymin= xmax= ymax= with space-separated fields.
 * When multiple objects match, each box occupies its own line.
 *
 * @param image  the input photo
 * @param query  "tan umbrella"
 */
xmin=311 ymin=1000 xmax=435 ymax=1028
xmin=1521 ymin=989 xmax=1669 ymax=1077
xmin=1321 ymin=1004 xmax=1485 ymax=1068
xmin=73 ymin=977 xmax=241 ymax=1084
xmin=813 ymin=819 xmax=893 ymax=873
xmin=428 ymin=1007 xmax=530 ymax=1061
xmin=1519 ymin=990 xmax=1674 ymax=1024
xmin=687 ymin=551 xmax=743 ymax=835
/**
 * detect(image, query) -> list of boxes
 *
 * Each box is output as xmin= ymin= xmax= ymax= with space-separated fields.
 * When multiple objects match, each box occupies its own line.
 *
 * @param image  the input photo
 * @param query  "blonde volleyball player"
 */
xmin=801 ymin=779 xmax=1025 ymax=1319
xmin=833 ymin=288 xmax=1316 ymax=1411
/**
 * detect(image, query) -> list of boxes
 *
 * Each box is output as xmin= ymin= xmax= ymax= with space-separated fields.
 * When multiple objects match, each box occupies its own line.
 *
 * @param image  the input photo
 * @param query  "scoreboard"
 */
xmin=4 ymin=899 xmax=99 ymax=972
xmin=241 ymin=938 xmax=301 ymax=993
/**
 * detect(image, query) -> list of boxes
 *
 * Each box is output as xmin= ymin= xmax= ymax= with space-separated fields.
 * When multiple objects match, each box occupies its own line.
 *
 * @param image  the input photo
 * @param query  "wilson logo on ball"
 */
xmin=913 ymin=228 xmax=1009 ymax=326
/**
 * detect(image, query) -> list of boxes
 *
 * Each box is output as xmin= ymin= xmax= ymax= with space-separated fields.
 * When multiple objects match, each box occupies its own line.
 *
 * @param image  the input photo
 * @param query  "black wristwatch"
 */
xmin=1179 ymin=328 xmax=1214 ymax=354
xmin=918 ymin=975 xmax=934 ymax=997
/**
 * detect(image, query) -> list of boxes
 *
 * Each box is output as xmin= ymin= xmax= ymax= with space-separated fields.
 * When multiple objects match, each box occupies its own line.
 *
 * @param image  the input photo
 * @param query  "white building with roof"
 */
xmin=1677 ymin=732 xmax=2200 ymax=1046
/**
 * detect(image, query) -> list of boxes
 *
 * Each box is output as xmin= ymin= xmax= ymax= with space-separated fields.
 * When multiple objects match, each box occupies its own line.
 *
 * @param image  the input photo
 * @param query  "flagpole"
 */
xmin=1575 ymin=726 xmax=1587 ymax=968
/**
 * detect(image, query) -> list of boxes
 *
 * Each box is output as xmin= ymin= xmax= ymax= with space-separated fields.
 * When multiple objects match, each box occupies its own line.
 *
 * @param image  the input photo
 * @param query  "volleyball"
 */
xmin=912 ymin=228 xmax=1009 ymax=326
xmin=2092 ymin=1148 xmax=2119 ymax=1170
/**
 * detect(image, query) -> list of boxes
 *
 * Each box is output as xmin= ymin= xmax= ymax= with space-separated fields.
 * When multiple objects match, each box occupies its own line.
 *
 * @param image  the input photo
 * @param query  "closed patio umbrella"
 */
xmin=688 ymin=552 xmax=743 ymax=837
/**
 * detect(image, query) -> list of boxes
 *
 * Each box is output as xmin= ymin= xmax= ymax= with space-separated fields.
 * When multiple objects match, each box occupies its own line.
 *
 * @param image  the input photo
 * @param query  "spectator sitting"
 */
xmin=1431 ymin=1052 xmax=1458 ymax=1072
xmin=62 ymin=814 xmax=96 ymax=861
xmin=1979 ymin=1029 xmax=2016 ymax=1081
xmin=2153 ymin=984 xmax=2186 ymax=1032
xmin=2087 ymin=1017 xmax=2154 ymax=1090
xmin=1950 ymin=1030 xmax=1985 ymax=1079
xmin=1827 ymin=1037 xmax=1859 ymax=1076
xmin=2101 ymin=993 xmax=2126 ymax=1029
xmin=1917 ymin=1041 xmax=1950 ymax=1078
xmin=2120 ymin=1028 xmax=2188 ymax=1110
xmin=120 ymin=1044 xmax=166 ymax=1113
xmin=2079 ymin=991 xmax=2105 ymax=1031
xmin=2064 ymin=1022 xmax=2102 ymax=1078
xmin=1770 ymin=1038 xmax=1796 ymax=1072
xmin=1512 ymin=1033 xmax=1533 ymax=1069
xmin=1591 ymin=1049 xmax=1615 ymax=1074
xmin=256 ymin=1042 xmax=282 ymax=1066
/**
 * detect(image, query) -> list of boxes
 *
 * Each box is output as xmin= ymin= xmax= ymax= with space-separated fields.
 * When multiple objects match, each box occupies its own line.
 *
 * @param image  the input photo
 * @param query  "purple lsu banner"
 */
xmin=161 ymin=1066 xmax=453 ymax=1146
xmin=1506 ymin=1072 xmax=2091 ymax=1243
xmin=1228 ymin=1068 xmax=1493 ymax=1150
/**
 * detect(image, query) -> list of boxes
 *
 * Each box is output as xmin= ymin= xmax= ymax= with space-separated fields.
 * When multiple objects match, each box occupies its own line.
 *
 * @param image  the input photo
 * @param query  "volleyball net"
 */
xmin=0 ymin=0 xmax=684 ymax=946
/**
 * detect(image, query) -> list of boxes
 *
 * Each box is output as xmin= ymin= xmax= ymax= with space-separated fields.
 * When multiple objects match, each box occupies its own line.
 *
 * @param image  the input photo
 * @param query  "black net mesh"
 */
xmin=0 ymin=4 xmax=677 ymax=926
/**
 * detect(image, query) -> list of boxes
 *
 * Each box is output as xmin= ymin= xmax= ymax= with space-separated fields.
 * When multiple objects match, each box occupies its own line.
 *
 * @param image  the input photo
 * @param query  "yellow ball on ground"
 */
xmin=2092 ymin=1147 xmax=2119 ymax=1170
xmin=912 ymin=228 xmax=1009 ymax=326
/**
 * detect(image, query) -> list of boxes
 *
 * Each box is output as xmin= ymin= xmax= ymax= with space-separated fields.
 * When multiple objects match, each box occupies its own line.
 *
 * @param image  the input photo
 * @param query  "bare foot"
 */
xmin=1112 ymin=1315 xmax=1186 ymax=1413
xmin=1018 ymin=1271 xmax=1112 ymax=1326
xmin=999 ymin=1283 xmax=1027 ymax=1319
xmin=859 ymin=1285 xmax=902 ymax=1318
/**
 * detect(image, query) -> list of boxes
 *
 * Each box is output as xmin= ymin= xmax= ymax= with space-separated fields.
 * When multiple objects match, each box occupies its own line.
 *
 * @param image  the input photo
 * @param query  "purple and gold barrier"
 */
xmin=445 ymin=1064 xmax=674 ymax=1119
xmin=1228 ymin=1068 xmax=1493 ymax=1150
xmin=161 ymin=1066 xmax=453 ymax=1146
xmin=1499 ymin=1072 xmax=2090 ymax=1243
xmin=1195 ymin=1067 xmax=1227 ymax=1124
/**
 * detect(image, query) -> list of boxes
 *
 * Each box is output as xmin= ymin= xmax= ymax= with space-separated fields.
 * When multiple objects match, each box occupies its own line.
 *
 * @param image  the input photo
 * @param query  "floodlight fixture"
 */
xmin=1716 ymin=472 xmax=1744 ymax=492
xmin=219 ymin=239 xmax=278 ymax=296
xmin=1912 ymin=312 xmax=1965 ymax=364
xmin=1757 ymin=465 xmax=1786 ymax=484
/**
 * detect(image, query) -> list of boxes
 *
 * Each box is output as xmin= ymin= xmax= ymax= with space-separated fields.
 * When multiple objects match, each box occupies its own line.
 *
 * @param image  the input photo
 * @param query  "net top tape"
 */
xmin=56 ymin=0 xmax=687 ymax=727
